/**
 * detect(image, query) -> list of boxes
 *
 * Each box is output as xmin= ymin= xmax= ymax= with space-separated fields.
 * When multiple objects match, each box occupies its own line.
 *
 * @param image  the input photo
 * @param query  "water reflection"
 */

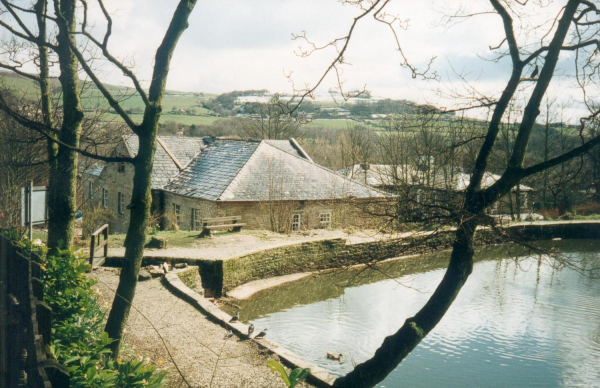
xmin=226 ymin=240 xmax=600 ymax=387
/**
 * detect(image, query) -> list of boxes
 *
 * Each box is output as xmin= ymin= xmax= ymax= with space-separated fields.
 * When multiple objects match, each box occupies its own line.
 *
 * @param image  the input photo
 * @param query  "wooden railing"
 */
xmin=0 ymin=234 xmax=69 ymax=388
xmin=89 ymin=224 xmax=109 ymax=272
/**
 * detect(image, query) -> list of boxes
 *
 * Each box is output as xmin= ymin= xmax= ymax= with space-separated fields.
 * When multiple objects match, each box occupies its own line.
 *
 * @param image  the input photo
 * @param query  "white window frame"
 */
xmin=291 ymin=214 xmax=301 ymax=232
xmin=89 ymin=181 xmax=94 ymax=200
xmin=102 ymin=188 xmax=108 ymax=208
xmin=319 ymin=212 xmax=332 ymax=228
xmin=192 ymin=208 xmax=202 ymax=231
xmin=118 ymin=192 xmax=125 ymax=215
xmin=172 ymin=203 xmax=181 ymax=225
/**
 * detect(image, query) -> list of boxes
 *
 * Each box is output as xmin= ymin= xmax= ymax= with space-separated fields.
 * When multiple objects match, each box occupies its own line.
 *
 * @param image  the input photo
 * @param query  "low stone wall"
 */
xmin=222 ymin=231 xmax=465 ymax=292
xmin=104 ymin=221 xmax=600 ymax=297
xmin=220 ymin=222 xmax=600 ymax=294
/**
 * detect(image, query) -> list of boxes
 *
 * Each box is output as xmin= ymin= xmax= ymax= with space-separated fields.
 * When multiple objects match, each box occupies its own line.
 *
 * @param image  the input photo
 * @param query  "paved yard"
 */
xmin=106 ymin=228 xmax=404 ymax=260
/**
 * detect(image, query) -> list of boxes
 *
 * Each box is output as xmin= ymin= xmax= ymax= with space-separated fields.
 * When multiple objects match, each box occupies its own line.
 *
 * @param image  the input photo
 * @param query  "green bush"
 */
xmin=0 ymin=231 xmax=167 ymax=387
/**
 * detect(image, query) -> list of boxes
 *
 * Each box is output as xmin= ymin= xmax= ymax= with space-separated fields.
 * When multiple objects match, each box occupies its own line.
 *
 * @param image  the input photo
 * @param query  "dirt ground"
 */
xmin=91 ymin=267 xmax=308 ymax=388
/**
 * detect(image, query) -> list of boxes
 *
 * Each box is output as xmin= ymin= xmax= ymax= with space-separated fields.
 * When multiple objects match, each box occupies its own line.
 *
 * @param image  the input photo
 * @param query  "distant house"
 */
xmin=82 ymin=136 xmax=388 ymax=233
xmin=343 ymin=163 xmax=533 ymax=215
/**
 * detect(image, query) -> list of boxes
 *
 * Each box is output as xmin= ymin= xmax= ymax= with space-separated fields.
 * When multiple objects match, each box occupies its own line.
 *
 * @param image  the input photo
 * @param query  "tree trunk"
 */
xmin=46 ymin=0 xmax=83 ymax=251
xmin=105 ymin=130 xmax=157 ymax=356
xmin=103 ymin=0 xmax=198 ymax=357
xmin=333 ymin=216 xmax=479 ymax=387
xmin=34 ymin=0 xmax=59 ymax=247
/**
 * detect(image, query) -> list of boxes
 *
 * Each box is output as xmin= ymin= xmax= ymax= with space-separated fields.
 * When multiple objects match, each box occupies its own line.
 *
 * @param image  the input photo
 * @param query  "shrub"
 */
xmin=82 ymin=203 xmax=115 ymax=239
xmin=163 ymin=211 xmax=180 ymax=231
xmin=574 ymin=202 xmax=600 ymax=216
xmin=539 ymin=207 xmax=560 ymax=220
xmin=0 ymin=232 xmax=168 ymax=387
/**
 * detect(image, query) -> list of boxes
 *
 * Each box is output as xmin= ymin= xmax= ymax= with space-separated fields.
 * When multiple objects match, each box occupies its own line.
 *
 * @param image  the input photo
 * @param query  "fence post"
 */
xmin=28 ymin=181 xmax=33 ymax=241
xmin=89 ymin=234 xmax=96 ymax=273
xmin=103 ymin=225 xmax=109 ymax=259
xmin=35 ymin=302 xmax=52 ymax=348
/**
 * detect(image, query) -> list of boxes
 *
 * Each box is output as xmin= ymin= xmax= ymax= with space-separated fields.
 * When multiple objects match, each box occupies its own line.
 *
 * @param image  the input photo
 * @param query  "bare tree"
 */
xmin=240 ymin=96 xmax=306 ymax=140
xmin=0 ymin=0 xmax=198 ymax=356
xmin=284 ymin=1 xmax=600 ymax=386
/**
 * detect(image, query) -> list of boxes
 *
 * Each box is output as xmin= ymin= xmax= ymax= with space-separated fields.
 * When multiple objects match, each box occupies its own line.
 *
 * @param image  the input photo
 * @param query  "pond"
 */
xmin=227 ymin=240 xmax=600 ymax=387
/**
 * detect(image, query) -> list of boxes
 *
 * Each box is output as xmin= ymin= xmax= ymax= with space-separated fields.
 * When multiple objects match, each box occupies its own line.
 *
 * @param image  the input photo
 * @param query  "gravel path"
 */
xmin=91 ymin=267 xmax=306 ymax=388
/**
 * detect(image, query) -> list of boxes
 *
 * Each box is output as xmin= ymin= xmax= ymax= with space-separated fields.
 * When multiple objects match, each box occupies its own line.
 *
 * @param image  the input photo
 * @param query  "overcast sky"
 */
xmin=86 ymin=0 xmax=514 ymax=99
xmin=1 ymin=0 xmax=592 ymax=120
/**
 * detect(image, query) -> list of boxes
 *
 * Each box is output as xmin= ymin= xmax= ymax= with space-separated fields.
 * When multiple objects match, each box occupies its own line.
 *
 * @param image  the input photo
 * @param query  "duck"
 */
xmin=248 ymin=324 xmax=255 ymax=337
xmin=229 ymin=312 xmax=239 ymax=323
xmin=326 ymin=352 xmax=343 ymax=361
xmin=254 ymin=328 xmax=268 ymax=339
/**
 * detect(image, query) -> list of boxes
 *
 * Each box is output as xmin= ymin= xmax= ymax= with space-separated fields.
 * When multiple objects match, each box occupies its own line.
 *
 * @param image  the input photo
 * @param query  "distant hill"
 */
xmin=0 ymin=72 xmax=445 ymax=130
xmin=0 ymin=71 xmax=217 ymax=124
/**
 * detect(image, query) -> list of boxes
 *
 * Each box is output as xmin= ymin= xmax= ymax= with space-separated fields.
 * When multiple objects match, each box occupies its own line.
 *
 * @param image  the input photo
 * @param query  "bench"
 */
xmin=199 ymin=216 xmax=246 ymax=237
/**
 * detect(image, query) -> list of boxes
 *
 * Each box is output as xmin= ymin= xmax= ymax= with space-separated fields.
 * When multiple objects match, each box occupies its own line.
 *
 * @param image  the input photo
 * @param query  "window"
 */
xmin=118 ymin=153 xmax=126 ymax=172
xmin=118 ymin=192 xmax=125 ymax=215
xmin=319 ymin=212 xmax=332 ymax=228
xmin=89 ymin=181 xmax=94 ymax=200
xmin=172 ymin=203 xmax=181 ymax=225
xmin=192 ymin=208 xmax=202 ymax=231
xmin=291 ymin=214 xmax=301 ymax=232
xmin=102 ymin=188 xmax=108 ymax=208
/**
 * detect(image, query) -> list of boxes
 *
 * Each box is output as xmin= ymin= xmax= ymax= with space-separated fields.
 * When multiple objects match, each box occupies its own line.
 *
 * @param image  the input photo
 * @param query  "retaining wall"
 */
xmin=107 ymin=221 xmax=600 ymax=297
xmin=219 ymin=222 xmax=600 ymax=295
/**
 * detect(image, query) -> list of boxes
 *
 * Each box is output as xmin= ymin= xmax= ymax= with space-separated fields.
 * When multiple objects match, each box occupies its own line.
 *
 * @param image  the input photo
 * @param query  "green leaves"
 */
xmin=289 ymin=368 xmax=311 ymax=385
xmin=267 ymin=360 xmax=290 ymax=386
xmin=267 ymin=360 xmax=310 ymax=388
xmin=34 ymin=238 xmax=167 ymax=387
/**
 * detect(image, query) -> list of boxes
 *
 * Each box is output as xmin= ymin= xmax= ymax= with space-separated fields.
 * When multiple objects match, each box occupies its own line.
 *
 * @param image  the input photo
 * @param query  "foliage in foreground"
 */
xmin=5 ymin=231 xmax=167 ymax=387
xmin=267 ymin=360 xmax=310 ymax=388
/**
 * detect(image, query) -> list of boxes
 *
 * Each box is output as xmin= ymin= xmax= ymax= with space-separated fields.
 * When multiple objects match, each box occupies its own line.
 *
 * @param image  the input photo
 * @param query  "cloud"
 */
xmin=32 ymin=0 xmax=593 ymax=122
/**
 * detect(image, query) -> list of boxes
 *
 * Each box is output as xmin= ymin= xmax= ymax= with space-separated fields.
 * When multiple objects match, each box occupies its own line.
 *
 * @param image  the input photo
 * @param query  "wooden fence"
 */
xmin=89 ymin=224 xmax=109 ymax=273
xmin=0 ymin=234 xmax=69 ymax=388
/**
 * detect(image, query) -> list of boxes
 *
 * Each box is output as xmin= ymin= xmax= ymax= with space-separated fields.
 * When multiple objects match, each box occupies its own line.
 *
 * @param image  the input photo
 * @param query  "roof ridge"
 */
xmin=260 ymin=142 xmax=390 ymax=197
xmin=157 ymin=137 xmax=184 ymax=170
xmin=289 ymin=138 xmax=313 ymax=162
xmin=121 ymin=134 xmax=135 ymax=157
xmin=214 ymin=141 xmax=262 ymax=201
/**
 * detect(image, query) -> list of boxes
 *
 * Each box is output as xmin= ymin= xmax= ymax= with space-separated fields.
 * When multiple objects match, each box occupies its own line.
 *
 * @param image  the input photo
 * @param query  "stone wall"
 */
xmin=221 ymin=232 xmax=463 ymax=292
xmin=163 ymin=193 xmax=382 ymax=232
xmin=163 ymin=193 xmax=217 ymax=231
xmin=82 ymin=142 xmax=133 ymax=233
xmin=219 ymin=222 xmax=600 ymax=293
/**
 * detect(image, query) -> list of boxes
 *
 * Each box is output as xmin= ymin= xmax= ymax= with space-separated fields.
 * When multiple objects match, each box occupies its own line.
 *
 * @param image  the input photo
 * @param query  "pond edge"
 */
xmin=163 ymin=269 xmax=337 ymax=387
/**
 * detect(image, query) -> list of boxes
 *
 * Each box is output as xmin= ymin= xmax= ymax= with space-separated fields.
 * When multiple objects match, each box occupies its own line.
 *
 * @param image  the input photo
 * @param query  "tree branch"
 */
xmin=0 ymin=94 xmax=133 ymax=163
xmin=78 ymin=0 xmax=150 ymax=106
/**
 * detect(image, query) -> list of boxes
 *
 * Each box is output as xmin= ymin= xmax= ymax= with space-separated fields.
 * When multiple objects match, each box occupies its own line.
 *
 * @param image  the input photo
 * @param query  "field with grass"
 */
xmin=0 ymin=71 xmax=216 ymax=116
xmin=107 ymin=230 xmax=206 ymax=249
xmin=0 ymin=71 xmax=430 ymax=133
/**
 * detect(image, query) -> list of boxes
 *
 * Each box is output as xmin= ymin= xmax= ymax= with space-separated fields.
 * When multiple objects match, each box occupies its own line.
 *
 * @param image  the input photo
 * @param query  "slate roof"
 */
xmin=163 ymin=140 xmax=260 ymax=201
xmin=123 ymin=135 xmax=205 ymax=188
xmin=164 ymin=140 xmax=387 ymax=201
xmin=83 ymin=166 xmax=105 ymax=176
xmin=453 ymin=171 xmax=533 ymax=192
xmin=263 ymin=139 xmax=308 ymax=160
xmin=344 ymin=164 xmax=533 ymax=192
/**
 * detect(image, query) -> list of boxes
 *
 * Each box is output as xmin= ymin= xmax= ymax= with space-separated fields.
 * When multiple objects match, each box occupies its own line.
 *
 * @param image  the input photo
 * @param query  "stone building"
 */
xmin=82 ymin=136 xmax=388 ymax=233
xmin=343 ymin=163 xmax=534 ymax=216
